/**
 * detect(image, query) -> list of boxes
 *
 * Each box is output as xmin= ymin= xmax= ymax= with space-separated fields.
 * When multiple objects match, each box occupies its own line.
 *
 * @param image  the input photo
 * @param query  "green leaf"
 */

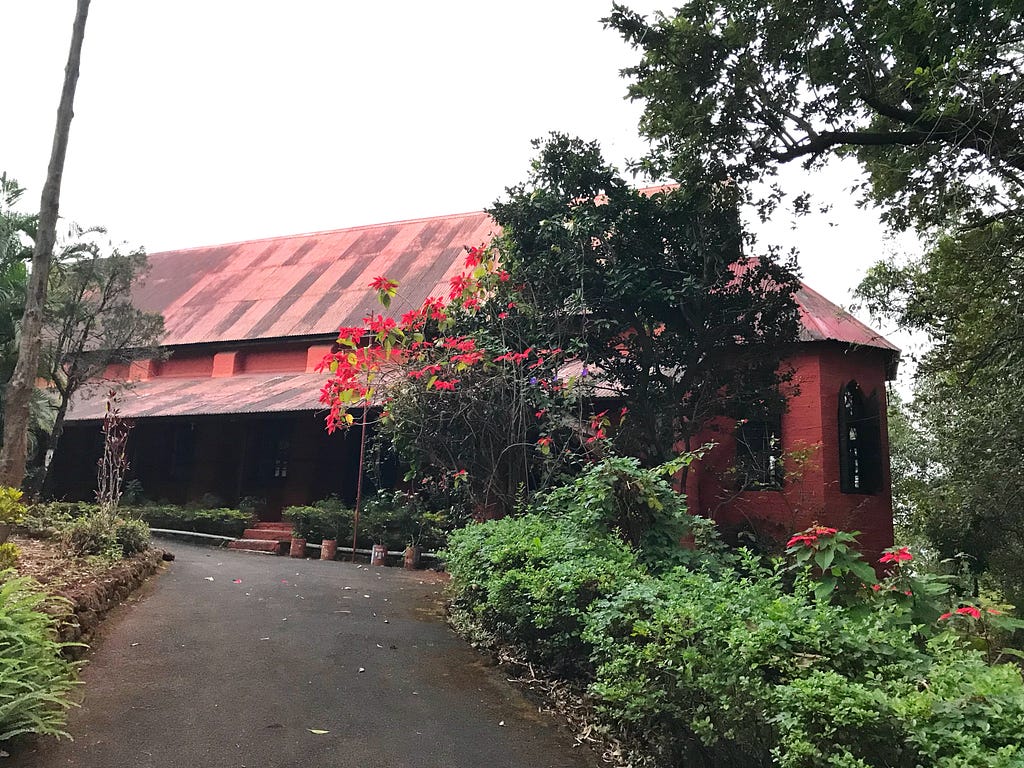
xmin=814 ymin=548 xmax=835 ymax=571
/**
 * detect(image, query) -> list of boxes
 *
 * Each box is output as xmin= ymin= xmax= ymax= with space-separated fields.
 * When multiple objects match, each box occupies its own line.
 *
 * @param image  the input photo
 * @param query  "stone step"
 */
xmin=227 ymin=539 xmax=284 ymax=554
xmin=241 ymin=528 xmax=292 ymax=542
xmin=252 ymin=521 xmax=294 ymax=531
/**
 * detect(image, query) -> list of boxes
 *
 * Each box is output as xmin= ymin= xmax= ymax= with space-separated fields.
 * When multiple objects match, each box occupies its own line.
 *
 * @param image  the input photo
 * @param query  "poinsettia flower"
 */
xmin=880 ymin=546 xmax=913 ymax=564
xmin=956 ymin=606 xmax=982 ymax=619
xmin=369 ymin=276 xmax=399 ymax=293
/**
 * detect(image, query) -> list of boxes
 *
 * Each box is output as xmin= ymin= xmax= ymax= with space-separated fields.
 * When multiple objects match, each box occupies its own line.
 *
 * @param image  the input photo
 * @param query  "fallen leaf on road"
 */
xmin=308 ymin=729 xmax=329 ymax=735
xmin=204 ymin=577 xmax=214 ymax=581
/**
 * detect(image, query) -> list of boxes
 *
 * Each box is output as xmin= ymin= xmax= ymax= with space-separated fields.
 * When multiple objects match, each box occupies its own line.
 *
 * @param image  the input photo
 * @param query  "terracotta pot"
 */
xmin=370 ymin=543 xmax=387 ymax=566
xmin=289 ymin=537 xmax=306 ymax=558
xmin=320 ymin=538 xmax=337 ymax=561
xmin=0 ymin=524 xmax=11 ymax=545
xmin=403 ymin=545 xmax=421 ymax=570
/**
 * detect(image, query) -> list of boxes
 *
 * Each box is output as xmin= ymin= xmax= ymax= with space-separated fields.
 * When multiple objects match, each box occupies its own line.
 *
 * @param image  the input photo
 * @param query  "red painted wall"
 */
xmin=685 ymin=342 xmax=894 ymax=558
xmin=241 ymin=347 xmax=308 ymax=374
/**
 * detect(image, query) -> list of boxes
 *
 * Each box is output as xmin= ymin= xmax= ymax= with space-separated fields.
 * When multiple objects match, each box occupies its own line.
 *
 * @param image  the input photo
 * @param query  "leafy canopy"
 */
xmin=490 ymin=134 xmax=801 ymax=464
xmin=607 ymin=0 xmax=1024 ymax=233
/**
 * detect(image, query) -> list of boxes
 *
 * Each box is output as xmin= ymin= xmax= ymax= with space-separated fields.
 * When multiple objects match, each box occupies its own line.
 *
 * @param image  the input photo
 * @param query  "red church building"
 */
xmin=54 ymin=209 xmax=898 ymax=554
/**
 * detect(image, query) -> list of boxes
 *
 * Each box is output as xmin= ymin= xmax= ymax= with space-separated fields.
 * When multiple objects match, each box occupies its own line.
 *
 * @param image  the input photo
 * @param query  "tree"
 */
xmin=607 ymin=0 xmax=1024 ymax=602
xmin=606 ymin=0 xmax=1023 ymax=234
xmin=1 ymin=0 xmax=91 ymax=487
xmin=860 ymin=232 xmax=1024 ymax=603
xmin=39 ymin=245 xmax=163 ymax=497
xmin=489 ymin=134 xmax=801 ymax=466
xmin=0 ymin=176 xmax=55 ymax=464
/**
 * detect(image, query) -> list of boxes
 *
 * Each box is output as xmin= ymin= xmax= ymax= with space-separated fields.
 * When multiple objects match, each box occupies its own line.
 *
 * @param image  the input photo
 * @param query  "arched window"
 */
xmin=838 ymin=381 xmax=882 ymax=494
xmin=735 ymin=415 xmax=783 ymax=489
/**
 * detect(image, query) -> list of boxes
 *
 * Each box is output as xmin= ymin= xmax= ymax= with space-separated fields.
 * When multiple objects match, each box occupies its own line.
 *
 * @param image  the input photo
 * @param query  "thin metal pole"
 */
xmin=351 ymin=406 xmax=368 ymax=561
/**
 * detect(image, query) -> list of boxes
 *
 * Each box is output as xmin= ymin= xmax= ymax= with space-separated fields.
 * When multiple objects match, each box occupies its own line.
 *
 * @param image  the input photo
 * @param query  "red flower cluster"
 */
xmin=364 ymin=314 xmax=397 ymax=335
xmin=370 ymin=276 xmax=399 ymax=294
xmin=786 ymin=526 xmax=839 ymax=549
xmin=879 ymin=546 xmax=913 ymax=565
xmin=938 ymin=605 xmax=1001 ymax=621
xmin=493 ymin=348 xmax=534 ymax=364
xmin=449 ymin=273 xmax=472 ymax=300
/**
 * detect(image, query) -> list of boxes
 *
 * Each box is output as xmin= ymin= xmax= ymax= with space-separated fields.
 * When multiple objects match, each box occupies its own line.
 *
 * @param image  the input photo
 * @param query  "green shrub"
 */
xmin=0 ymin=573 xmax=80 ymax=742
xmin=61 ymin=511 xmax=119 ymax=558
xmin=286 ymin=500 xmax=352 ymax=542
xmin=0 ymin=486 xmax=26 ymax=526
xmin=534 ymin=454 xmax=729 ymax=574
xmin=0 ymin=543 xmax=18 ymax=570
xmin=61 ymin=510 xmax=150 ymax=559
xmin=443 ymin=454 xmax=1024 ymax=767
xmin=20 ymin=503 xmax=95 ymax=539
xmin=129 ymin=505 xmax=253 ymax=538
xmin=445 ymin=513 xmax=644 ymax=676
xmin=770 ymin=640 xmax=1024 ymax=768
xmin=582 ymin=557 xmax=1024 ymax=768
xmin=114 ymin=517 xmax=150 ymax=557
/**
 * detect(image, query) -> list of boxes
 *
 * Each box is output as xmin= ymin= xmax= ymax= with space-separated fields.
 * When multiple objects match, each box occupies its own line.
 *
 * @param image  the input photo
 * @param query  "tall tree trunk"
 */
xmin=0 ymin=0 xmax=90 ymax=488
xmin=38 ymin=394 xmax=71 ymax=499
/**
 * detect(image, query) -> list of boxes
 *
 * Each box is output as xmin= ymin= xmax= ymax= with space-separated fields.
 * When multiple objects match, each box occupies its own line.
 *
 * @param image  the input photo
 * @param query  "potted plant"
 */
xmin=312 ymin=498 xmax=352 ymax=562
xmin=286 ymin=506 xmax=314 ymax=559
xmin=359 ymin=491 xmax=394 ymax=566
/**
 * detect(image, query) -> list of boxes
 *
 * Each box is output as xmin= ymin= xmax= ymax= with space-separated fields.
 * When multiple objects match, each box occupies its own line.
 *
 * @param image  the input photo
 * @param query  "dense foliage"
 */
xmin=491 ymin=134 xmax=801 ymax=464
xmin=128 ymin=505 xmax=249 ymax=538
xmin=861 ymin=232 xmax=1024 ymax=605
xmin=445 ymin=457 xmax=1024 ymax=768
xmin=607 ymin=0 xmax=1023 ymax=232
xmin=607 ymin=0 xmax=1024 ymax=609
xmin=0 ymin=574 xmax=80 ymax=742
xmin=40 ymin=246 xmax=163 ymax=496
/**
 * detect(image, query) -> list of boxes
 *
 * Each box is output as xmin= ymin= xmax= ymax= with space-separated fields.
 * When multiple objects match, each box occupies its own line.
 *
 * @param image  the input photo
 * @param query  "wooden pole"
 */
xmin=0 ymin=0 xmax=91 ymax=487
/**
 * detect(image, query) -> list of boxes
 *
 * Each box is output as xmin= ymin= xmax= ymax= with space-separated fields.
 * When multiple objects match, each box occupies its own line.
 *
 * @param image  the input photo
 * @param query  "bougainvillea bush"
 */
xmin=445 ymin=488 xmax=1024 ymax=768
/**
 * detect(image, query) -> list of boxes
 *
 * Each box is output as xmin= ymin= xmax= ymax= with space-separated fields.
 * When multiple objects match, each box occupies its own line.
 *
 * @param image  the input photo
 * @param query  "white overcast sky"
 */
xmin=1 ymin=0 xmax=921 ymax=369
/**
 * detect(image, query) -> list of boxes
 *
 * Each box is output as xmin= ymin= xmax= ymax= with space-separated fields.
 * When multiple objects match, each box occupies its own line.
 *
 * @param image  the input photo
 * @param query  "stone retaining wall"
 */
xmin=55 ymin=548 xmax=166 ymax=656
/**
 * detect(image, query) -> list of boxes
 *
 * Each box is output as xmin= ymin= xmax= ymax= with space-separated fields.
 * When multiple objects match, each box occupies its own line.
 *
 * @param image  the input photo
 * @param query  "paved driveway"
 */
xmin=18 ymin=542 xmax=597 ymax=768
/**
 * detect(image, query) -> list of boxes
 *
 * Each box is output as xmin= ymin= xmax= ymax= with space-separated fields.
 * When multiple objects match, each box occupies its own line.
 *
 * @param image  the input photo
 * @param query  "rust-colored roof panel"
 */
xmin=794 ymin=283 xmax=899 ymax=352
xmin=135 ymin=212 xmax=498 ymax=346
xmin=66 ymin=373 xmax=328 ymax=421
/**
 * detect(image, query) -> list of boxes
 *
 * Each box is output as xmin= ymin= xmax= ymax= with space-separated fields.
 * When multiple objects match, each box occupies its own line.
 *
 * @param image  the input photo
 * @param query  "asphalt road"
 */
xmin=17 ymin=542 xmax=598 ymax=768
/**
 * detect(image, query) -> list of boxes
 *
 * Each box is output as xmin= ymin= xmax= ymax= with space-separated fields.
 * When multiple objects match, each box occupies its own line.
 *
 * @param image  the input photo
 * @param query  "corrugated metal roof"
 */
xmin=135 ymin=212 xmax=497 ymax=346
xmin=79 ymin=211 xmax=900 ymax=422
xmin=68 ymin=372 xmax=327 ymax=420
xmin=138 ymin=211 xmax=896 ymax=355
xmin=794 ymin=282 xmax=899 ymax=353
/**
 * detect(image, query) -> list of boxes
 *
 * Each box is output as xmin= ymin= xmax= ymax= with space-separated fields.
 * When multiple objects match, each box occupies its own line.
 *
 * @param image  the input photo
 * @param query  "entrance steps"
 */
xmin=227 ymin=521 xmax=294 ymax=554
